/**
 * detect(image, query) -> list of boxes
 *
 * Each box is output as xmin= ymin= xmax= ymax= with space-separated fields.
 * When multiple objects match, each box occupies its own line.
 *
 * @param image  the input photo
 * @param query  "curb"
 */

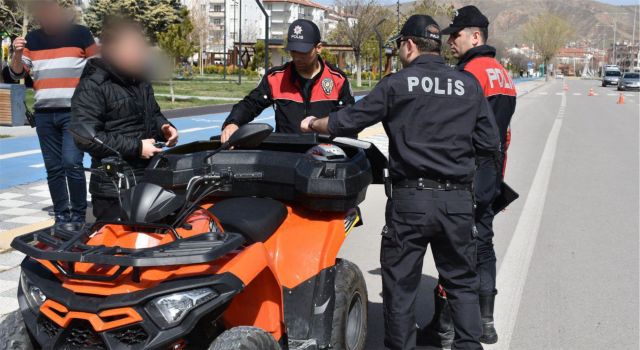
xmin=0 ymin=219 xmax=53 ymax=252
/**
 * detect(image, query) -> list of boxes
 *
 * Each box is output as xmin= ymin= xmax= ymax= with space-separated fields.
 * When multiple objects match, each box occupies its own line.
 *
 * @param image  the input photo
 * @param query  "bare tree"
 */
xmin=333 ymin=0 xmax=384 ymax=87
xmin=188 ymin=0 xmax=211 ymax=76
xmin=522 ymin=13 xmax=573 ymax=81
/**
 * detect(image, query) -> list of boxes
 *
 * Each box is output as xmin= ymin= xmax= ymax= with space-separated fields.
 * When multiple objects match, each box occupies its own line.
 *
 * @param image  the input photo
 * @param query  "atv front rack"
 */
xmin=11 ymin=224 xmax=245 ymax=281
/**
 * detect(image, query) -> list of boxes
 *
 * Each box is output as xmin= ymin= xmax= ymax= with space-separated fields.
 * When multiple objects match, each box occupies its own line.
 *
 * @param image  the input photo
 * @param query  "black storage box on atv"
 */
xmin=144 ymin=133 xmax=386 ymax=212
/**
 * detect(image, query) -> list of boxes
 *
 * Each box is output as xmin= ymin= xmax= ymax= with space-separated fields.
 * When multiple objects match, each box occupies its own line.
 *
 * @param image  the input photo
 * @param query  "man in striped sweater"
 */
xmin=9 ymin=0 xmax=98 ymax=225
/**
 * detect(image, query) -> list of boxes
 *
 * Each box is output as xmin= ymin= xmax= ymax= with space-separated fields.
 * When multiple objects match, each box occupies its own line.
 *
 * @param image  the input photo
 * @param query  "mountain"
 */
xmin=393 ymin=0 xmax=639 ymax=47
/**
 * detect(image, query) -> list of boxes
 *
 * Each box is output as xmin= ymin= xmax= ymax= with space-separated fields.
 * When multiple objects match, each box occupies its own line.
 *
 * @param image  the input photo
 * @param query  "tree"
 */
xmin=250 ymin=40 xmax=265 ymax=71
xmin=522 ymin=13 xmax=573 ymax=81
xmin=84 ymin=0 xmax=183 ymax=43
xmin=157 ymin=7 xmax=196 ymax=103
xmin=187 ymin=0 xmax=210 ymax=76
xmin=0 ymin=0 xmax=73 ymax=38
xmin=332 ymin=0 xmax=386 ymax=87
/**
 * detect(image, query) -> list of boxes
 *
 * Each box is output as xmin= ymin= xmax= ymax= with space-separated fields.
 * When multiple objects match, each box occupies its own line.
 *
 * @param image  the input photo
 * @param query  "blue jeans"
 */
xmin=35 ymin=111 xmax=87 ymax=223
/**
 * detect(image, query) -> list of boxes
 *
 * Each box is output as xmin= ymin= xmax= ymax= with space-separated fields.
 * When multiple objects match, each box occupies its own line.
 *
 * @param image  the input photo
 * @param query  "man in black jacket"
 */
xmin=221 ymin=19 xmax=354 ymax=142
xmin=71 ymin=19 xmax=178 ymax=221
xmin=420 ymin=6 xmax=517 ymax=347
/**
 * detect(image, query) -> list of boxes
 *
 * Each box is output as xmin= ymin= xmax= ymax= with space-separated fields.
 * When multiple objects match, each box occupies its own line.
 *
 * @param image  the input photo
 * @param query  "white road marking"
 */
xmin=573 ymin=93 xmax=582 ymax=96
xmin=29 ymin=163 xmax=45 ymax=168
xmin=537 ymin=92 xmax=548 ymax=95
xmin=555 ymin=92 xmax=564 ymax=96
xmin=180 ymin=125 xmax=221 ymax=133
xmin=0 ymin=149 xmax=41 ymax=160
xmin=487 ymin=93 xmax=566 ymax=350
xmin=607 ymin=93 xmax=617 ymax=96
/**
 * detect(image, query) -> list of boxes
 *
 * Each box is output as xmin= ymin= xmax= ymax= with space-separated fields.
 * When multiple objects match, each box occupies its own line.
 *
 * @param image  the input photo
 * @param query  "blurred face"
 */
xmin=105 ymin=29 xmax=151 ymax=77
xmin=447 ymin=27 xmax=483 ymax=58
xmin=32 ymin=1 xmax=67 ymax=33
xmin=290 ymin=44 xmax=322 ymax=73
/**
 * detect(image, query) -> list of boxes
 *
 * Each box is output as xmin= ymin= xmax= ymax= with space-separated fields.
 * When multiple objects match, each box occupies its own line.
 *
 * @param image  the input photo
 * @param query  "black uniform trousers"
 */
xmin=381 ymin=187 xmax=482 ymax=350
xmin=474 ymin=156 xmax=502 ymax=296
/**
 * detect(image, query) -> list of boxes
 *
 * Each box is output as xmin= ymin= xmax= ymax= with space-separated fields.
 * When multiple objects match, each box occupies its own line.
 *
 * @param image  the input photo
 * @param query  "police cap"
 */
xmin=285 ymin=19 xmax=321 ymax=53
xmin=441 ymin=5 xmax=490 ymax=35
xmin=391 ymin=15 xmax=442 ymax=43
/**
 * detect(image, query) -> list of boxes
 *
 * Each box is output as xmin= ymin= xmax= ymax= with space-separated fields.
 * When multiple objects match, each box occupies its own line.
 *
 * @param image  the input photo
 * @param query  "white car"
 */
xmin=556 ymin=73 xmax=564 ymax=79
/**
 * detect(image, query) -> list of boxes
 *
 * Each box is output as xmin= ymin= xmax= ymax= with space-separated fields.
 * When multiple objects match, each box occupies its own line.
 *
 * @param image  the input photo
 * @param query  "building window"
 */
xmin=213 ymin=4 xmax=222 ymax=12
xmin=213 ymin=18 xmax=222 ymax=25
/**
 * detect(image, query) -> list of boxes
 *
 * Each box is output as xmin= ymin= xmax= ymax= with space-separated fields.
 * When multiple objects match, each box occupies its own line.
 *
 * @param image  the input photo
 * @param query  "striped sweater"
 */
xmin=10 ymin=24 xmax=98 ymax=111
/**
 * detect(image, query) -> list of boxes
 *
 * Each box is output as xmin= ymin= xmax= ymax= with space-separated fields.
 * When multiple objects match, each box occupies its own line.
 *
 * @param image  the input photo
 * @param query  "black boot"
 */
xmin=479 ymin=293 xmax=498 ymax=344
xmin=417 ymin=286 xmax=454 ymax=349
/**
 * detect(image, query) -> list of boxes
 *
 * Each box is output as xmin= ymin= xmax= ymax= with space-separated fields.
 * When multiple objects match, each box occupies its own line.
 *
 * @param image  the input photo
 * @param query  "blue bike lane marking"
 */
xmin=0 ymin=78 xmax=537 ymax=190
xmin=0 ymin=109 xmax=276 ymax=189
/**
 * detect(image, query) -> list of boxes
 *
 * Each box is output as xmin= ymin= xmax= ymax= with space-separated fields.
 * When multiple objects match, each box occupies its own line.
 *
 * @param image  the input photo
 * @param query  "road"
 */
xmin=341 ymin=78 xmax=639 ymax=349
xmin=0 ymin=78 xmax=637 ymax=349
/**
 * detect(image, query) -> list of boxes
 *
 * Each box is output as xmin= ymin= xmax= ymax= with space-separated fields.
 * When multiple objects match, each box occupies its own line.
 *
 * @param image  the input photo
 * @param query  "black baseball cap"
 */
xmin=285 ymin=19 xmax=321 ymax=53
xmin=391 ymin=15 xmax=441 ymax=44
xmin=441 ymin=5 xmax=490 ymax=35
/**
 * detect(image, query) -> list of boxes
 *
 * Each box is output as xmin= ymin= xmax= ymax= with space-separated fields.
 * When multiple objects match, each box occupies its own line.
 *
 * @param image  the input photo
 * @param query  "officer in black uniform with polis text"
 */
xmin=300 ymin=15 xmax=500 ymax=350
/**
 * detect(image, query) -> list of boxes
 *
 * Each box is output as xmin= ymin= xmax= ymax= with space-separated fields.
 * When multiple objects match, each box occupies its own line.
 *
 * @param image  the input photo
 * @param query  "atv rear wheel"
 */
xmin=330 ymin=259 xmax=368 ymax=350
xmin=208 ymin=326 xmax=280 ymax=350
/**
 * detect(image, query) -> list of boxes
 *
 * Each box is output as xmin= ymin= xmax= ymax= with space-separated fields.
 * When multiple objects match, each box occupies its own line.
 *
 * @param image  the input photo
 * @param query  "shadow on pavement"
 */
xmin=365 ymin=272 xmax=441 ymax=349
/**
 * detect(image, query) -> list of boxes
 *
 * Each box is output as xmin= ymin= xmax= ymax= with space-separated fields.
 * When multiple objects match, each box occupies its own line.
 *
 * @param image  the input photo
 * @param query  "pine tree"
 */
xmin=84 ymin=0 xmax=183 ymax=43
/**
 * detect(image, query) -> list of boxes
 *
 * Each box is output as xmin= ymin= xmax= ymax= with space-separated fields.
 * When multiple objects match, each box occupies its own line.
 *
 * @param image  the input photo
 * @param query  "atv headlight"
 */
xmin=20 ymin=272 xmax=47 ymax=313
xmin=147 ymin=288 xmax=217 ymax=328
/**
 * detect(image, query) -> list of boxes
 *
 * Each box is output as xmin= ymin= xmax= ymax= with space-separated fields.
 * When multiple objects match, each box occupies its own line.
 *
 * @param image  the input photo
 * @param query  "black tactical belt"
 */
xmin=393 ymin=178 xmax=472 ymax=191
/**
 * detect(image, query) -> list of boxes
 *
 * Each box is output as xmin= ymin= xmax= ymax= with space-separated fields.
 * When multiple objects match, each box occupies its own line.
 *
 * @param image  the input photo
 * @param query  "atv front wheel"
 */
xmin=208 ymin=326 xmax=280 ymax=350
xmin=330 ymin=259 xmax=368 ymax=350
xmin=0 ymin=312 xmax=36 ymax=350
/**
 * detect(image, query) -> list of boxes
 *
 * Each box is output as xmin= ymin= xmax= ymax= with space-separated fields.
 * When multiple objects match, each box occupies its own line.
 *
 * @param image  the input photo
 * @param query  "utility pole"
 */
xmin=238 ymin=0 xmax=242 ymax=85
xmin=396 ymin=0 xmax=400 ymax=32
xmin=223 ymin=0 xmax=227 ymax=80
xmin=374 ymin=19 xmax=385 ymax=80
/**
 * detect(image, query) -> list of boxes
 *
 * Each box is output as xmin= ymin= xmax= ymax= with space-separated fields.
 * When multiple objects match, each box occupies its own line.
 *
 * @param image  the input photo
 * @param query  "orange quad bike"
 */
xmin=11 ymin=123 xmax=388 ymax=350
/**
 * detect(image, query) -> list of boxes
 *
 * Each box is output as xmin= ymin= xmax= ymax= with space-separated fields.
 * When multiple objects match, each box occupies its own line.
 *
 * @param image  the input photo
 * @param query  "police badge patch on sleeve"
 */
xmin=321 ymin=78 xmax=334 ymax=95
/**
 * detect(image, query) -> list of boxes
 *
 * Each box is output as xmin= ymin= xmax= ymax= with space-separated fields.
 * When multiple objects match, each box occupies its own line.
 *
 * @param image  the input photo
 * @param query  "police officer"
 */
xmin=421 ymin=6 xmax=517 ymax=347
xmin=221 ymin=19 xmax=353 ymax=142
xmin=300 ymin=15 xmax=500 ymax=350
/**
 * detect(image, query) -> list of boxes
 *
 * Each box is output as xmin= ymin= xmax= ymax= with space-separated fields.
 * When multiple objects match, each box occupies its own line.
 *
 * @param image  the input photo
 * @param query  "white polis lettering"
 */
xmin=454 ymin=80 xmax=465 ymax=95
xmin=407 ymin=76 xmax=464 ymax=95
xmin=434 ymin=77 xmax=445 ymax=94
xmin=486 ymin=68 xmax=513 ymax=89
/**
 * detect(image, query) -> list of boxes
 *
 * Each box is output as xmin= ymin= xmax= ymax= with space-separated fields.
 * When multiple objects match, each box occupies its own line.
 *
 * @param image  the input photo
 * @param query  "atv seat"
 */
xmin=209 ymin=197 xmax=287 ymax=244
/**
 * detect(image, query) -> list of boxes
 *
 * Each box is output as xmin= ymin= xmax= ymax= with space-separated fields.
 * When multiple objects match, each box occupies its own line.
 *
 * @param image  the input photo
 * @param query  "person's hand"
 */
xmin=161 ymin=124 xmax=178 ymax=147
xmin=300 ymin=116 xmax=317 ymax=133
xmin=12 ymin=37 xmax=26 ymax=57
xmin=221 ymin=124 xmax=239 ymax=143
xmin=140 ymin=139 xmax=162 ymax=159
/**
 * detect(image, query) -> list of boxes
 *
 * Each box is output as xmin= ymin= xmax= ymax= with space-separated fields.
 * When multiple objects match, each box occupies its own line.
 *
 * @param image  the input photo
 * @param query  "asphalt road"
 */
xmin=340 ymin=78 xmax=639 ymax=349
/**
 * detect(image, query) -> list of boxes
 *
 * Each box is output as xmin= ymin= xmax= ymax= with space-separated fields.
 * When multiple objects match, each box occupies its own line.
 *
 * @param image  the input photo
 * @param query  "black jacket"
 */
xmin=70 ymin=58 xmax=171 ymax=198
xmin=224 ymin=58 xmax=354 ymax=133
xmin=328 ymin=54 xmax=500 ymax=184
xmin=457 ymin=45 xmax=516 ymax=149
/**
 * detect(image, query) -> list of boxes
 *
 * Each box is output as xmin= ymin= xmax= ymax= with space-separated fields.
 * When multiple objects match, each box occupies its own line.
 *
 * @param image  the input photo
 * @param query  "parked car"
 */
xmin=618 ymin=72 xmax=640 ymax=91
xmin=556 ymin=73 xmax=564 ymax=79
xmin=602 ymin=69 xmax=622 ymax=86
